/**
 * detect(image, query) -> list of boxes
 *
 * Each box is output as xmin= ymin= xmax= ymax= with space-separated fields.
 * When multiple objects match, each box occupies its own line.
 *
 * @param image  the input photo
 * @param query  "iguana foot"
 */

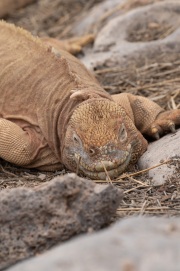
xmin=42 ymin=34 xmax=95 ymax=55
xmin=66 ymin=34 xmax=95 ymax=50
xmin=147 ymin=109 xmax=180 ymax=139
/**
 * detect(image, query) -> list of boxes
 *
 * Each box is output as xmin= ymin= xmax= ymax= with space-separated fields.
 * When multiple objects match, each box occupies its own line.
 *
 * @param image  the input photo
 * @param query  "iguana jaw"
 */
xmin=74 ymin=146 xmax=132 ymax=180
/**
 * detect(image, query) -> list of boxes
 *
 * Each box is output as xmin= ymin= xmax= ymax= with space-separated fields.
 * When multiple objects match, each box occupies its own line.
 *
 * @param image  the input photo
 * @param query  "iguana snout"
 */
xmin=73 ymin=143 xmax=132 ymax=179
xmin=62 ymin=99 xmax=147 ymax=179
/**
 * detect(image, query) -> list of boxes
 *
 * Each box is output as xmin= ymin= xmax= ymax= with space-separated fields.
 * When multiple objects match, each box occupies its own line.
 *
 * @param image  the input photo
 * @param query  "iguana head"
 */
xmin=62 ymin=99 xmax=147 ymax=180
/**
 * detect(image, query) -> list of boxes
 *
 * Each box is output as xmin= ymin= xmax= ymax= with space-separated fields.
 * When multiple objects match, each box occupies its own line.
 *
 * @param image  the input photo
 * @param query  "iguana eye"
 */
xmin=73 ymin=133 xmax=82 ymax=146
xmin=119 ymin=124 xmax=127 ymax=143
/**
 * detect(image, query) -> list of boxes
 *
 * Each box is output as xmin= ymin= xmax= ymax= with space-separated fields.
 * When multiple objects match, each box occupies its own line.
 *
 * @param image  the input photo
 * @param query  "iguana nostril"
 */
xmin=88 ymin=147 xmax=98 ymax=156
xmin=89 ymin=148 xmax=95 ymax=156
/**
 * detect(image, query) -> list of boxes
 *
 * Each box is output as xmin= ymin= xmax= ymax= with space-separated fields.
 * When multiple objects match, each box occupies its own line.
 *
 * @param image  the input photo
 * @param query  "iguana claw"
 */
xmin=151 ymin=127 xmax=160 ymax=140
xmin=148 ymin=109 xmax=180 ymax=138
xmin=169 ymin=122 xmax=176 ymax=133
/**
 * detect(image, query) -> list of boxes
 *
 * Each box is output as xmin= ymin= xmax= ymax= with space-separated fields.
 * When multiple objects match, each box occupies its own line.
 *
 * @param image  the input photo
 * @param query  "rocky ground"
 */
xmin=7 ymin=216 xmax=180 ymax=271
xmin=0 ymin=0 xmax=179 ymax=218
xmin=0 ymin=0 xmax=180 ymax=270
xmin=0 ymin=174 xmax=122 ymax=269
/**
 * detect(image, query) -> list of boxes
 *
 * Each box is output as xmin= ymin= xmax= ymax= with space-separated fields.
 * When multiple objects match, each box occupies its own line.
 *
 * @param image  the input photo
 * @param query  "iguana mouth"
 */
xmin=74 ymin=148 xmax=132 ymax=180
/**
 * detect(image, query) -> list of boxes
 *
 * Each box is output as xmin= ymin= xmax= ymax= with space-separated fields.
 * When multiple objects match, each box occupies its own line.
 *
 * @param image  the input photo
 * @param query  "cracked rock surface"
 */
xmin=8 ymin=216 xmax=180 ymax=271
xmin=0 ymin=173 xmax=122 ymax=270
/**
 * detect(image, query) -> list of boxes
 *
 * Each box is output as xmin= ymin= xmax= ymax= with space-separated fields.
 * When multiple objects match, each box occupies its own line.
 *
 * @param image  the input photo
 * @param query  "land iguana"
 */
xmin=0 ymin=21 xmax=179 ymax=179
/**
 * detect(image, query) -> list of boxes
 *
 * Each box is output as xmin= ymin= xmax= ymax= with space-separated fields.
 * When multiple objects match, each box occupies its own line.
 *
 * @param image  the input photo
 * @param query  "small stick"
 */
xmin=119 ymin=159 xmax=172 ymax=179
xmin=95 ymin=67 xmax=127 ymax=74
xmin=0 ymin=165 xmax=17 ymax=177
xmin=140 ymin=200 xmax=147 ymax=215
xmin=170 ymin=97 xmax=177 ymax=109
xmin=76 ymin=156 xmax=81 ymax=175
xmin=117 ymin=206 xmax=169 ymax=211
xmin=101 ymin=161 xmax=113 ymax=185
xmin=128 ymin=176 xmax=149 ymax=186
xmin=172 ymin=89 xmax=180 ymax=99
xmin=124 ymin=184 xmax=148 ymax=194
xmin=128 ymin=78 xmax=180 ymax=92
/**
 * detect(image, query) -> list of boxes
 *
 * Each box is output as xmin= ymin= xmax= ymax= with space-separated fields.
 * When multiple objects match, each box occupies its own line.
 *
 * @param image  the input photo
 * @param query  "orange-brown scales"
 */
xmin=0 ymin=20 xmax=179 ymax=179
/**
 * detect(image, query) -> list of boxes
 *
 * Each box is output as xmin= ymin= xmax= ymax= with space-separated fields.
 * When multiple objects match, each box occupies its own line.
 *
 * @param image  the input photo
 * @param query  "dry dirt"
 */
xmin=1 ymin=0 xmax=180 ymax=218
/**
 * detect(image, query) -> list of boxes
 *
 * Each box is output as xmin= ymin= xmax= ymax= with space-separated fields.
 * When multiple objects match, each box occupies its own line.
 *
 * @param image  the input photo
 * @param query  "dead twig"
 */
xmin=124 ymin=184 xmax=149 ymax=194
xmin=76 ymin=156 xmax=81 ymax=175
xmin=0 ymin=165 xmax=18 ymax=177
xmin=117 ymin=206 xmax=169 ymax=211
xmin=119 ymin=159 xmax=172 ymax=179
xmin=101 ymin=161 xmax=113 ymax=185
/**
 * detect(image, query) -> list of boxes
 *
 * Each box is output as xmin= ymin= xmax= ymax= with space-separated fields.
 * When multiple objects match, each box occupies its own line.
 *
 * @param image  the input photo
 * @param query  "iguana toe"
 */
xmin=148 ymin=109 xmax=180 ymax=138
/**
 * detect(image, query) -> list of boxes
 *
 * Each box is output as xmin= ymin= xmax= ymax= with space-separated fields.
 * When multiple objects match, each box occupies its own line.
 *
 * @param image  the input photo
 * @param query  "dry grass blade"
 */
xmin=0 ymin=165 xmax=17 ymax=177
xmin=119 ymin=159 xmax=172 ymax=179
xmin=124 ymin=184 xmax=149 ymax=194
xmin=117 ymin=206 xmax=169 ymax=211
xmin=140 ymin=200 xmax=148 ymax=215
xmin=126 ymin=176 xmax=149 ymax=186
xmin=76 ymin=156 xmax=81 ymax=175
xmin=95 ymin=60 xmax=180 ymax=110
xmin=101 ymin=161 xmax=113 ymax=185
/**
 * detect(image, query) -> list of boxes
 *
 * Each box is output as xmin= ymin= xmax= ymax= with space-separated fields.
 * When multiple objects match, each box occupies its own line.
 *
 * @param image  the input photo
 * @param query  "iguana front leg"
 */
xmin=0 ymin=118 xmax=36 ymax=165
xmin=112 ymin=93 xmax=180 ymax=139
xmin=0 ymin=118 xmax=63 ymax=170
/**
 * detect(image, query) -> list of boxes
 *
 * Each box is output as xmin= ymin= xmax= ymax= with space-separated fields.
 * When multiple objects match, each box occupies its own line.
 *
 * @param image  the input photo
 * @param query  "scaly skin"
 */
xmin=62 ymin=99 xmax=148 ymax=179
xmin=0 ymin=21 xmax=180 ymax=180
xmin=62 ymin=94 xmax=180 ymax=179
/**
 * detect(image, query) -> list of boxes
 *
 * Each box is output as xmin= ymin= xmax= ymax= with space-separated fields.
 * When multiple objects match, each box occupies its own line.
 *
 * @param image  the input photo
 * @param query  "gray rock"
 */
xmin=138 ymin=129 xmax=180 ymax=186
xmin=8 ymin=216 xmax=180 ymax=271
xmin=0 ymin=173 xmax=122 ymax=270
xmin=72 ymin=0 xmax=126 ymax=36
xmin=80 ymin=1 xmax=180 ymax=70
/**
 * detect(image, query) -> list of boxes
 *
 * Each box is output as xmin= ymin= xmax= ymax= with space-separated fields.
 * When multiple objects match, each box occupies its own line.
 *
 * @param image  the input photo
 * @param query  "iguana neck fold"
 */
xmin=57 ymin=91 xmax=112 ymax=162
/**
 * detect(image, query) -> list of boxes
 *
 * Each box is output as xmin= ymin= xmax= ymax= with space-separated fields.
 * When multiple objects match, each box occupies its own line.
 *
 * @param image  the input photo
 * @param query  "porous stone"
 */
xmin=0 ymin=173 xmax=122 ymax=270
xmin=138 ymin=129 xmax=180 ymax=185
xmin=72 ymin=0 xmax=126 ymax=36
xmin=80 ymin=1 xmax=180 ymax=70
xmin=8 ymin=216 xmax=180 ymax=271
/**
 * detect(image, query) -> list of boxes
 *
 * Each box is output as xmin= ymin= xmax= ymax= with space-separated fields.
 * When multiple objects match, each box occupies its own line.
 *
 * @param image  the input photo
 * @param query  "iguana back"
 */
xmin=0 ymin=21 xmax=109 ymax=168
